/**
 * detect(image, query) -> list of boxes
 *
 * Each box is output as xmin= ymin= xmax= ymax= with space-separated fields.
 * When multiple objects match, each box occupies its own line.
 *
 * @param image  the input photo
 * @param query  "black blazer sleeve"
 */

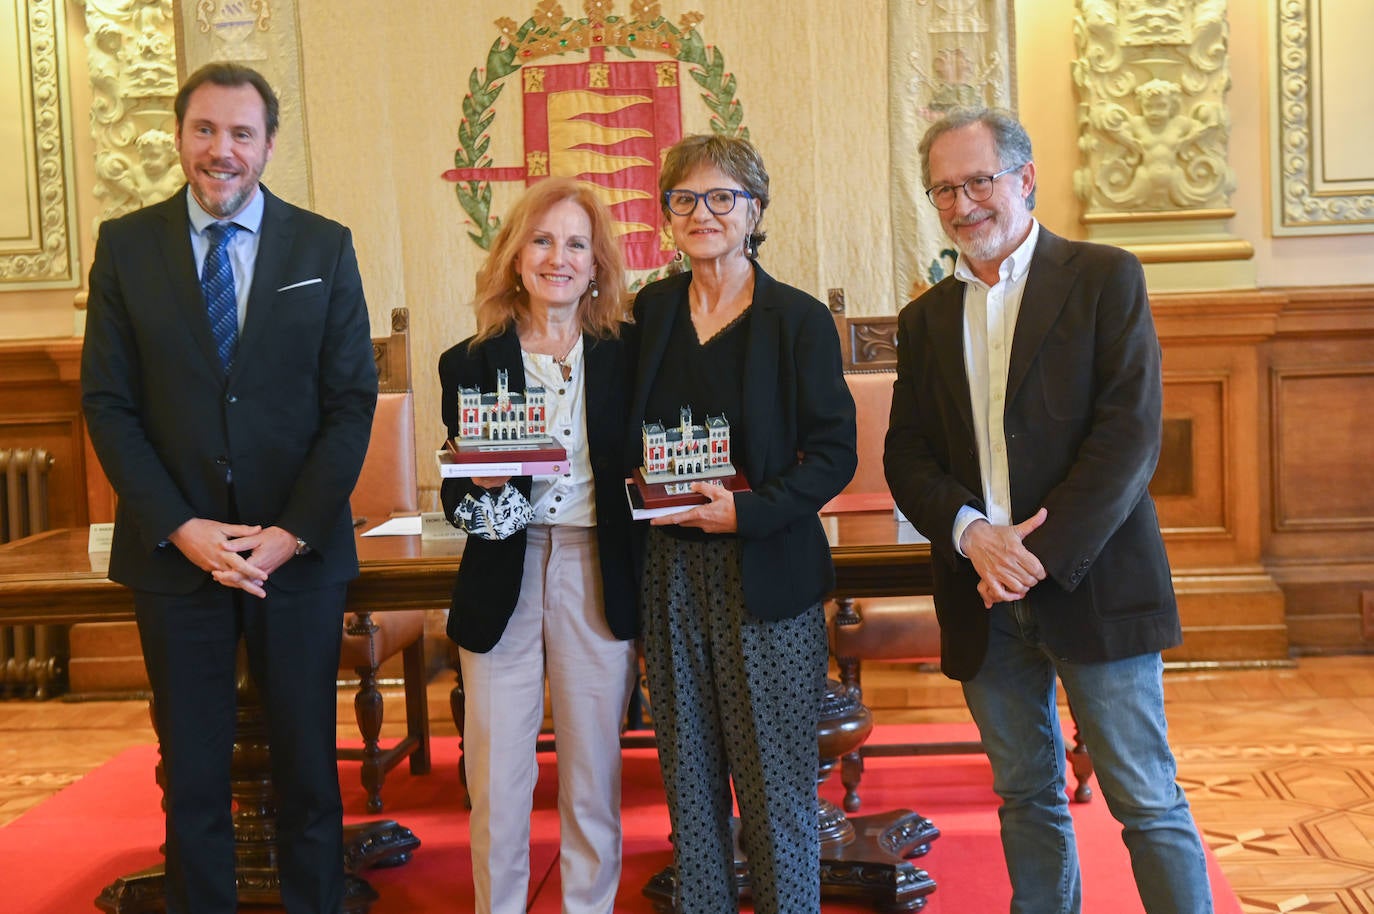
xmin=734 ymin=278 xmax=858 ymax=541
xmin=1013 ymin=243 xmax=1164 ymax=592
xmin=437 ymin=332 xmax=530 ymax=652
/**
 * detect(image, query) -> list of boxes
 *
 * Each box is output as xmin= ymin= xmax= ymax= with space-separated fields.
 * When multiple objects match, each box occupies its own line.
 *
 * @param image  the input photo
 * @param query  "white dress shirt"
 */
xmin=187 ymin=187 xmax=265 ymax=333
xmin=952 ymin=219 xmax=1040 ymax=556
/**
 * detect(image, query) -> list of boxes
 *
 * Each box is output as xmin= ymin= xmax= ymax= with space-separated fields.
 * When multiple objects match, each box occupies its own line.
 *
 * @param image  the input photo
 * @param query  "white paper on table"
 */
xmin=360 ymin=515 xmax=423 ymax=536
xmin=88 ymin=522 xmax=114 ymax=553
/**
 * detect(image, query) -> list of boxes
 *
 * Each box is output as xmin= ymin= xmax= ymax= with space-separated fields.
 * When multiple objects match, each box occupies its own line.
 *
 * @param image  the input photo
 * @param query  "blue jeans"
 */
xmin=961 ymin=601 xmax=1212 ymax=914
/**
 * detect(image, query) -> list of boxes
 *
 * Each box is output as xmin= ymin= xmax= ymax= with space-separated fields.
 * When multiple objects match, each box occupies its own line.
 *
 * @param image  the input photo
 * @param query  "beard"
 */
xmin=947 ymin=207 xmax=1031 ymax=266
xmin=187 ymin=155 xmax=267 ymax=220
xmin=194 ymin=184 xmax=254 ymax=220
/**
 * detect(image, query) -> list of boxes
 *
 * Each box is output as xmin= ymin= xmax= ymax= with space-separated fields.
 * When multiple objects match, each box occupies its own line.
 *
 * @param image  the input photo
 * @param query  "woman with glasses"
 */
xmin=438 ymin=177 xmax=638 ymax=914
xmin=627 ymin=134 xmax=857 ymax=914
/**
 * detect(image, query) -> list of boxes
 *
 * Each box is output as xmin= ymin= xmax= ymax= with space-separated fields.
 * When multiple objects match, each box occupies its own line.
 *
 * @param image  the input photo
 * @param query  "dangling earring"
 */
xmin=672 ymin=250 xmax=684 ymax=263
xmin=588 ymin=278 xmax=599 ymax=299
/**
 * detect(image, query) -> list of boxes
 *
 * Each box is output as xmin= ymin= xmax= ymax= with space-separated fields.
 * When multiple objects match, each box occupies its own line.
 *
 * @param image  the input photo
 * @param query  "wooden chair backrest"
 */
xmin=352 ymin=308 xmax=418 ymax=519
xmin=828 ymin=289 xmax=901 ymax=497
xmin=828 ymin=288 xmax=898 ymax=372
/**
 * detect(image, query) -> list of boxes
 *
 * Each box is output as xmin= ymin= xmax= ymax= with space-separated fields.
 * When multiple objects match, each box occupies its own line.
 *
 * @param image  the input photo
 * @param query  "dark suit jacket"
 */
xmin=884 ymin=227 xmax=1182 ymax=681
xmin=81 ymin=186 xmax=378 ymax=594
xmin=438 ymin=328 xmax=639 ymax=652
xmin=629 ymin=265 xmax=857 ymax=622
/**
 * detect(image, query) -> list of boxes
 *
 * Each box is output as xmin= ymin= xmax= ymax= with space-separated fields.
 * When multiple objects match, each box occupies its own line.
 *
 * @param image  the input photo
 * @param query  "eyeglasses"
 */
xmin=664 ymin=187 xmax=753 ymax=217
xmin=925 ymin=163 xmax=1026 ymax=210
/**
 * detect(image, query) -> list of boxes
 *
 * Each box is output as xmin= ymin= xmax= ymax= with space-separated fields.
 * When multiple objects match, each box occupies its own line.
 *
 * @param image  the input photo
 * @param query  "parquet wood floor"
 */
xmin=3 ymin=655 xmax=1373 ymax=912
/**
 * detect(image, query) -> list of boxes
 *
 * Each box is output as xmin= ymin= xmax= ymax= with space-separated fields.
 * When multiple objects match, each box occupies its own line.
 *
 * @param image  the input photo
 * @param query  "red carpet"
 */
xmin=3 ymin=725 xmax=1239 ymax=912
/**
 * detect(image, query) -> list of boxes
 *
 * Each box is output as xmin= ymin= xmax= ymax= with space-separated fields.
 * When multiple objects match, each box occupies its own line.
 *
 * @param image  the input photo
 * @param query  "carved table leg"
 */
xmin=1068 ymin=730 xmax=1095 ymax=804
xmin=448 ymin=654 xmax=469 ymax=808
xmin=644 ymin=680 xmax=940 ymax=913
xmin=1064 ymin=693 xmax=1095 ymax=804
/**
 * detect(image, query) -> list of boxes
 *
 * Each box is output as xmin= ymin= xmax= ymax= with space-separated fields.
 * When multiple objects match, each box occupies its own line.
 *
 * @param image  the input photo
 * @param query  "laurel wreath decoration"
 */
xmin=451 ymin=10 xmax=750 ymax=255
xmin=452 ymin=28 xmax=523 ymax=250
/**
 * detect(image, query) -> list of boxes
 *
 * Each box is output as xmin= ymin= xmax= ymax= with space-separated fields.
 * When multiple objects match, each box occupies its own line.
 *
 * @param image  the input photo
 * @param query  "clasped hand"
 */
xmin=168 ymin=517 xmax=300 ymax=598
xmin=960 ymin=508 xmax=1049 ymax=609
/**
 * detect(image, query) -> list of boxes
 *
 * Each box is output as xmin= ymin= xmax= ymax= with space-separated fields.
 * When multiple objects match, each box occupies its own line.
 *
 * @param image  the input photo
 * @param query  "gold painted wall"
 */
xmin=1016 ymin=0 xmax=1373 ymax=286
xmin=1 ymin=0 xmax=1371 ymax=505
xmin=0 ymin=0 xmax=95 ymax=339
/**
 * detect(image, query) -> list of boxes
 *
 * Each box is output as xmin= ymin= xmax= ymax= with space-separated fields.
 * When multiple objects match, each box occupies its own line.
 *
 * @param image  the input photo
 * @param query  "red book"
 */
xmin=438 ymin=438 xmax=570 ymax=478
xmin=629 ymin=466 xmax=751 ymax=511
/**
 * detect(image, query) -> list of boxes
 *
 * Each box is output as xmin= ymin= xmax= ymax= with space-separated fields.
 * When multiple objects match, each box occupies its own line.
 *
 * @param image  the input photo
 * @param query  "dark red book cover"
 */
xmin=630 ymin=466 xmax=750 ymax=510
xmin=445 ymin=438 xmax=568 ymax=463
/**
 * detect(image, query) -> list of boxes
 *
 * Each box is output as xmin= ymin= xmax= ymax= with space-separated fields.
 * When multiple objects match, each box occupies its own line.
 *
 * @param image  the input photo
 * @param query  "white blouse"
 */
xmin=521 ymin=336 xmax=595 ymax=527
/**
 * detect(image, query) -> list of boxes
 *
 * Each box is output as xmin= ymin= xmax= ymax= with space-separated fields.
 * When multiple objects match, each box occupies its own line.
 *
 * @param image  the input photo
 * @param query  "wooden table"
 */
xmin=0 ymin=513 xmax=930 ymax=624
xmin=0 ymin=513 xmax=935 ymax=912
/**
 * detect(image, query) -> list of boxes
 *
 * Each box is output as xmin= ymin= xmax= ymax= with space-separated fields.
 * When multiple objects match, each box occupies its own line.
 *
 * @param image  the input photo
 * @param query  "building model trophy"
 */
xmin=439 ymin=369 xmax=569 ymax=477
xmin=629 ymin=406 xmax=749 ymax=513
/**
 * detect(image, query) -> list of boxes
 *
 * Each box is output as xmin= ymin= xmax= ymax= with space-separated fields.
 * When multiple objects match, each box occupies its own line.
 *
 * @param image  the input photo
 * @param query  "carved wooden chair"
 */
xmin=825 ymin=289 xmax=1093 ymax=812
xmin=336 ymin=307 xmax=431 ymax=812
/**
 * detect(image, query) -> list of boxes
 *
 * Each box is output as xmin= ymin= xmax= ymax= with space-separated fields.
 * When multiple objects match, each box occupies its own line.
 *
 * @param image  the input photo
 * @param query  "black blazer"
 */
xmin=629 ymin=265 xmax=857 ymax=622
xmin=438 ymin=327 xmax=639 ymax=652
xmin=883 ymin=227 xmax=1182 ymax=680
xmin=81 ymin=186 xmax=378 ymax=594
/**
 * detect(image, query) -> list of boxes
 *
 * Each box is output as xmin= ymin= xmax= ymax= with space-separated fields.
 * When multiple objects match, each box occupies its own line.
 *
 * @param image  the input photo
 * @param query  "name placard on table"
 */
xmin=87 ymin=522 xmax=114 ymax=553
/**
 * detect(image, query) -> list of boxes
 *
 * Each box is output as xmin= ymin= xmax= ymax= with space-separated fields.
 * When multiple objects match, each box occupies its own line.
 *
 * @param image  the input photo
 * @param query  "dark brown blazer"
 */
xmin=883 ymin=227 xmax=1182 ymax=680
xmin=438 ymin=327 xmax=639 ymax=652
xmin=629 ymin=265 xmax=857 ymax=622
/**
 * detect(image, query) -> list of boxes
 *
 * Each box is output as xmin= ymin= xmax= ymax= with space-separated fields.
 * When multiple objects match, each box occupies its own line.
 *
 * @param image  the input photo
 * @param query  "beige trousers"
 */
xmin=460 ymin=524 xmax=636 ymax=914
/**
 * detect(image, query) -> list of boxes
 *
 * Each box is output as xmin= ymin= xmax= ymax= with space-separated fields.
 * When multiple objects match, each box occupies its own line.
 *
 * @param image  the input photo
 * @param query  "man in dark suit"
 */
xmin=81 ymin=63 xmax=377 ymax=914
xmin=883 ymin=107 xmax=1212 ymax=913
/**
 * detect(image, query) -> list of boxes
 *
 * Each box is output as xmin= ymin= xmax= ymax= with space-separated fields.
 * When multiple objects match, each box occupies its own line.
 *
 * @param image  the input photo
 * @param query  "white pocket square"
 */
xmin=276 ymin=278 xmax=323 ymax=292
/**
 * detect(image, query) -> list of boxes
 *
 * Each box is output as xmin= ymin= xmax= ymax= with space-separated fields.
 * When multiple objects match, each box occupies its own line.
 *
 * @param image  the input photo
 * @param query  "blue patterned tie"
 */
xmin=201 ymin=222 xmax=240 ymax=373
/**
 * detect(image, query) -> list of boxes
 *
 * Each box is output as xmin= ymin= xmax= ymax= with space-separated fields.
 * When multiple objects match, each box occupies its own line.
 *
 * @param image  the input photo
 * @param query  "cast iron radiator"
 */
xmin=0 ymin=447 xmax=66 ymax=698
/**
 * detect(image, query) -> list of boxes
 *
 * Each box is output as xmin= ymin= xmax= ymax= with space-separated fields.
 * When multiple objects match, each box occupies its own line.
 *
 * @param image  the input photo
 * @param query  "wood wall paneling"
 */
xmin=1270 ymin=365 xmax=1374 ymax=531
xmin=1154 ymin=373 xmax=1227 ymax=536
xmin=1264 ymin=287 xmax=1374 ymax=654
xmin=0 ymin=340 xmax=90 ymax=529
xmin=1151 ymin=291 xmax=1287 ymax=662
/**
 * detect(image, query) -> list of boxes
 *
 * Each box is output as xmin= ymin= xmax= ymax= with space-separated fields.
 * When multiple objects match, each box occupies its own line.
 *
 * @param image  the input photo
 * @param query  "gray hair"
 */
xmin=659 ymin=134 xmax=770 ymax=256
xmin=918 ymin=107 xmax=1036 ymax=210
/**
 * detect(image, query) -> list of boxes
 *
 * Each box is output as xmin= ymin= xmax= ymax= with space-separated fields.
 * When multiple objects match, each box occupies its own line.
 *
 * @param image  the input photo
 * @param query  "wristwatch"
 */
xmin=294 ymin=536 xmax=311 ymax=556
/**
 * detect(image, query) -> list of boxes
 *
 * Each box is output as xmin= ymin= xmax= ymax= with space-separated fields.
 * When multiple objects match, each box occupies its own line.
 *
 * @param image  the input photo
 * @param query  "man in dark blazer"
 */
xmin=883 ymin=108 xmax=1212 ymax=913
xmin=81 ymin=63 xmax=377 ymax=914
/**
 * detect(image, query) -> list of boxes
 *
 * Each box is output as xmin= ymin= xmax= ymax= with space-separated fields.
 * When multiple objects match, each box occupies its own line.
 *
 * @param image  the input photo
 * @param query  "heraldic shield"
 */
xmin=446 ymin=51 xmax=684 ymax=273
